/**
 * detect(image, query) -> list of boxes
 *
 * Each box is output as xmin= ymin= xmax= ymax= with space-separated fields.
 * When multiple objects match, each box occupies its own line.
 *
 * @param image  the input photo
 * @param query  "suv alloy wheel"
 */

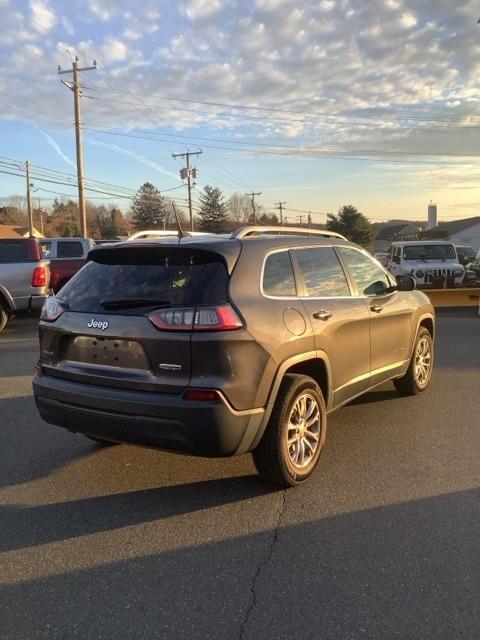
xmin=393 ymin=327 xmax=433 ymax=396
xmin=253 ymin=374 xmax=327 ymax=487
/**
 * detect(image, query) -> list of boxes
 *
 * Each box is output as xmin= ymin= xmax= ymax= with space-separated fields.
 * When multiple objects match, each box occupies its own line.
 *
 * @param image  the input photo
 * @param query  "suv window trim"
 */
xmin=291 ymin=246 xmax=353 ymax=298
xmin=260 ymin=244 xmax=355 ymax=301
xmin=335 ymin=246 xmax=396 ymax=298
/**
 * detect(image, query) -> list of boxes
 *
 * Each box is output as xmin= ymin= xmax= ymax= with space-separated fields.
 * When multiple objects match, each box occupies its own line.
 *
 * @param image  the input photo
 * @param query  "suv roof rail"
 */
xmin=231 ymin=225 xmax=347 ymax=241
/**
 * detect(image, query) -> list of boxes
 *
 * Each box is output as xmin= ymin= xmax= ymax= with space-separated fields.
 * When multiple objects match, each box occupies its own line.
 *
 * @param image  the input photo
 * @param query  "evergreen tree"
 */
xmin=197 ymin=186 xmax=228 ymax=233
xmin=131 ymin=182 xmax=168 ymax=230
xmin=326 ymin=205 xmax=373 ymax=247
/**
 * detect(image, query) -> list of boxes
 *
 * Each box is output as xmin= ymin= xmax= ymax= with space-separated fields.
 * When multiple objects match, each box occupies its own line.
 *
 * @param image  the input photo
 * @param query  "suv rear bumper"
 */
xmin=33 ymin=373 xmax=265 ymax=457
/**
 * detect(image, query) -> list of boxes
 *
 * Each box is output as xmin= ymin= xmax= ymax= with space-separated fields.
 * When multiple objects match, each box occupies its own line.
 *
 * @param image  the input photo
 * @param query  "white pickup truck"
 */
xmin=0 ymin=238 xmax=50 ymax=331
xmin=387 ymin=240 xmax=465 ymax=287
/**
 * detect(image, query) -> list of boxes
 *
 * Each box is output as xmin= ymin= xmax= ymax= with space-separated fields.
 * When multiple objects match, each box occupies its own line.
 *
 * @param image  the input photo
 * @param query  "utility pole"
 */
xmin=25 ymin=161 xmax=33 ymax=237
xmin=58 ymin=56 xmax=97 ymax=238
xmin=247 ymin=191 xmax=262 ymax=224
xmin=274 ymin=201 xmax=286 ymax=225
xmin=37 ymin=198 xmax=44 ymax=236
xmin=172 ymin=150 xmax=202 ymax=231
xmin=298 ymin=214 xmax=304 ymax=226
xmin=308 ymin=212 xmax=312 ymax=229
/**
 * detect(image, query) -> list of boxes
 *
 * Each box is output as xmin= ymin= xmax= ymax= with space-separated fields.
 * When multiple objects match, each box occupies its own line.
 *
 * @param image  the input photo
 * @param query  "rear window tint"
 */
xmin=58 ymin=251 xmax=230 ymax=314
xmin=263 ymin=251 xmax=297 ymax=296
xmin=0 ymin=242 xmax=30 ymax=262
xmin=58 ymin=241 xmax=84 ymax=258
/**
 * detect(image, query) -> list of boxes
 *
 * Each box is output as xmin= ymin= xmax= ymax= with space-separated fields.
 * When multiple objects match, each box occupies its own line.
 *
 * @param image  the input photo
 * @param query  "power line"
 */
xmin=78 ymin=127 xmax=479 ymax=166
xmin=82 ymin=84 xmax=480 ymax=126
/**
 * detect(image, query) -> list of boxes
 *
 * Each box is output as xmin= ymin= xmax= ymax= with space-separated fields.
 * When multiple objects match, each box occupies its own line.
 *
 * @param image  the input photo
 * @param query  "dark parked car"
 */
xmin=33 ymin=226 xmax=435 ymax=487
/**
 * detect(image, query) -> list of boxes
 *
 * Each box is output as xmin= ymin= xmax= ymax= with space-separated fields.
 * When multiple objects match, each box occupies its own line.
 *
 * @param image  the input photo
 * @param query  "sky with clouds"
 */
xmin=1 ymin=0 xmax=480 ymax=222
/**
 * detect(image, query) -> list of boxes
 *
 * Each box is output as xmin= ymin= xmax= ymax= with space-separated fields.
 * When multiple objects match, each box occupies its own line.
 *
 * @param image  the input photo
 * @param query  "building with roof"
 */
xmin=421 ymin=217 xmax=480 ymax=252
xmin=0 ymin=224 xmax=43 ymax=238
xmin=373 ymin=223 xmax=420 ymax=253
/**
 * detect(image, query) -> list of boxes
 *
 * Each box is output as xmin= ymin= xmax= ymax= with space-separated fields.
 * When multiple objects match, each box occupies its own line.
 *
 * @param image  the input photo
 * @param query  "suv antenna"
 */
xmin=172 ymin=203 xmax=186 ymax=243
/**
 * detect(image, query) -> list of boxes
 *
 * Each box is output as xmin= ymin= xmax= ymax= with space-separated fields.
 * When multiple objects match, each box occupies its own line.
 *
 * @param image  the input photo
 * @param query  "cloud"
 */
xmin=400 ymin=11 xmax=417 ymax=28
xmin=30 ymin=0 xmax=55 ymax=30
xmin=61 ymin=16 xmax=74 ymax=36
xmin=1 ymin=0 xmax=480 ymax=184
xmin=185 ymin=0 xmax=222 ymax=19
xmin=101 ymin=37 xmax=128 ymax=63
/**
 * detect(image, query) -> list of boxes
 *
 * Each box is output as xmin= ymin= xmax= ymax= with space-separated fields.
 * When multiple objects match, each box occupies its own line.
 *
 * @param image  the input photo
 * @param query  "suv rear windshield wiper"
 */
xmin=100 ymin=298 xmax=172 ymax=310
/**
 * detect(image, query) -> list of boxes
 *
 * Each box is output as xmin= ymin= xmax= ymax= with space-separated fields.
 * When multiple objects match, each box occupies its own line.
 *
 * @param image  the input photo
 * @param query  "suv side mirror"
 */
xmin=396 ymin=275 xmax=416 ymax=291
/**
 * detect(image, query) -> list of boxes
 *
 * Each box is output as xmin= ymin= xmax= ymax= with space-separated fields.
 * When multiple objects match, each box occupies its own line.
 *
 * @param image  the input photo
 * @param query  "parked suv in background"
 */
xmin=387 ymin=240 xmax=464 ymax=288
xmin=0 ymin=237 xmax=50 ymax=332
xmin=33 ymin=226 xmax=435 ymax=487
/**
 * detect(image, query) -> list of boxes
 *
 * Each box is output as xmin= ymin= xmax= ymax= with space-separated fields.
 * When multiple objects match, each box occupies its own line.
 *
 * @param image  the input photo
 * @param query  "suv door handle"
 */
xmin=312 ymin=310 xmax=332 ymax=321
xmin=370 ymin=304 xmax=383 ymax=313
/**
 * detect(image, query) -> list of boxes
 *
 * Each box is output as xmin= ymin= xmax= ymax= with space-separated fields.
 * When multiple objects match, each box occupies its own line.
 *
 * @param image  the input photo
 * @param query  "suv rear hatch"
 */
xmin=39 ymin=242 xmax=240 ymax=393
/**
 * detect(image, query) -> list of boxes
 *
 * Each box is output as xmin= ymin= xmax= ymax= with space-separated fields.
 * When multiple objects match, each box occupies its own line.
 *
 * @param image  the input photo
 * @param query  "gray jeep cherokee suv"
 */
xmin=33 ymin=226 xmax=435 ymax=487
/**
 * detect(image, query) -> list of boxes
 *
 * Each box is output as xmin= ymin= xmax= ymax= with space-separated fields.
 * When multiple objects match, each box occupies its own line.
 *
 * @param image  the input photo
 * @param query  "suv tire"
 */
xmin=0 ymin=309 xmax=8 ymax=333
xmin=393 ymin=327 xmax=433 ymax=396
xmin=252 ymin=374 xmax=327 ymax=487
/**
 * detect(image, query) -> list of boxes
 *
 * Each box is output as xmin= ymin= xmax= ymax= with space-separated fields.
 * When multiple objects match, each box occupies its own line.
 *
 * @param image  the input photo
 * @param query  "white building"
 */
xmin=421 ymin=216 xmax=480 ymax=252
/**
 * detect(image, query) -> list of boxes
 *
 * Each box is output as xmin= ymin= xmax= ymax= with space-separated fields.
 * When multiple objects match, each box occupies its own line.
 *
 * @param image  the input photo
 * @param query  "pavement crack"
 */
xmin=239 ymin=488 xmax=287 ymax=640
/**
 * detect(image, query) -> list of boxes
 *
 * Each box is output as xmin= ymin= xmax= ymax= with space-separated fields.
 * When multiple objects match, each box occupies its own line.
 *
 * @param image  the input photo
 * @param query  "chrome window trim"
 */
xmin=260 ymin=244 xmax=357 ymax=300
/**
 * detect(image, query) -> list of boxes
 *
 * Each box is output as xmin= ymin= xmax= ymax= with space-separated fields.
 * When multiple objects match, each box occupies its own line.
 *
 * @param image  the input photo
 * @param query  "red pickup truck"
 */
xmin=40 ymin=238 xmax=95 ymax=293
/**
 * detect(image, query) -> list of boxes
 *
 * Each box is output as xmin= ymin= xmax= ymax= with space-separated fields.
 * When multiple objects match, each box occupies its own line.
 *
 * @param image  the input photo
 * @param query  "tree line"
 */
xmin=0 ymin=181 xmax=374 ymax=247
xmin=131 ymin=182 xmax=374 ymax=246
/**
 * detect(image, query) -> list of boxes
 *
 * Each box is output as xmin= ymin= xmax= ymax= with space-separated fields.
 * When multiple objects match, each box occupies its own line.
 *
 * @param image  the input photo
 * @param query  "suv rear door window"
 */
xmin=294 ymin=247 xmax=350 ymax=297
xmin=263 ymin=251 xmax=297 ymax=296
xmin=337 ymin=247 xmax=392 ymax=296
xmin=57 ymin=241 xmax=84 ymax=258
xmin=58 ymin=248 xmax=230 ymax=314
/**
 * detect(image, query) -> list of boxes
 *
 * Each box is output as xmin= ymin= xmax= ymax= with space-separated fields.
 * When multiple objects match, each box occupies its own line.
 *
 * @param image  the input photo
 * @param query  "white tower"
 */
xmin=427 ymin=202 xmax=437 ymax=230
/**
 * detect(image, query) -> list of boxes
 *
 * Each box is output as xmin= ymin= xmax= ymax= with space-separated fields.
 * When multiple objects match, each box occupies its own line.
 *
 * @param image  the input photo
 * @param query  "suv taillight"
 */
xmin=148 ymin=305 xmax=242 ymax=332
xmin=32 ymin=266 xmax=47 ymax=287
xmin=40 ymin=297 xmax=64 ymax=322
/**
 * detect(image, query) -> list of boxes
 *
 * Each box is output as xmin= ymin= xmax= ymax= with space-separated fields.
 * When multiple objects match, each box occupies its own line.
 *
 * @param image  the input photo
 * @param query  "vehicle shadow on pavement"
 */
xmin=0 ymin=474 xmax=277 ymax=552
xmin=1 ymin=487 xmax=479 ymax=640
xmin=0 ymin=396 xmax=98 ymax=490
xmin=349 ymin=387 xmax=399 ymax=406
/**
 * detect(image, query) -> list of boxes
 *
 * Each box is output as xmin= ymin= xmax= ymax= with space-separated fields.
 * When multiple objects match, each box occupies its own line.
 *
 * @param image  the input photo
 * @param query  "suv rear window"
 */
xmin=58 ymin=248 xmax=230 ymax=314
xmin=0 ymin=241 xmax=30 ymax=262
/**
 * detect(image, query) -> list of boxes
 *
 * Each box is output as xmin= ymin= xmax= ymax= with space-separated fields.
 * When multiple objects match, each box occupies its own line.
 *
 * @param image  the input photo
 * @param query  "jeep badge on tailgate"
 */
xmin=87 ymin=318 xmax=109 ymax=331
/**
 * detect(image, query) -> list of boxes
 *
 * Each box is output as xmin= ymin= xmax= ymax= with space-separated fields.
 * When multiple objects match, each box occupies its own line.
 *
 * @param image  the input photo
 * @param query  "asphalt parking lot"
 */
xmin=0 ymin=312 xmax=479 ymax=639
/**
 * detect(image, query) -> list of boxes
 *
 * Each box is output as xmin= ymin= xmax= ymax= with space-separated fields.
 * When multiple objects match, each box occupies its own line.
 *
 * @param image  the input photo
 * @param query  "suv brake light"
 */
xmin=32 ymin=266 xmax=47 ymax=287
xmin=148 ymin=304 xmax=242 ymax=332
